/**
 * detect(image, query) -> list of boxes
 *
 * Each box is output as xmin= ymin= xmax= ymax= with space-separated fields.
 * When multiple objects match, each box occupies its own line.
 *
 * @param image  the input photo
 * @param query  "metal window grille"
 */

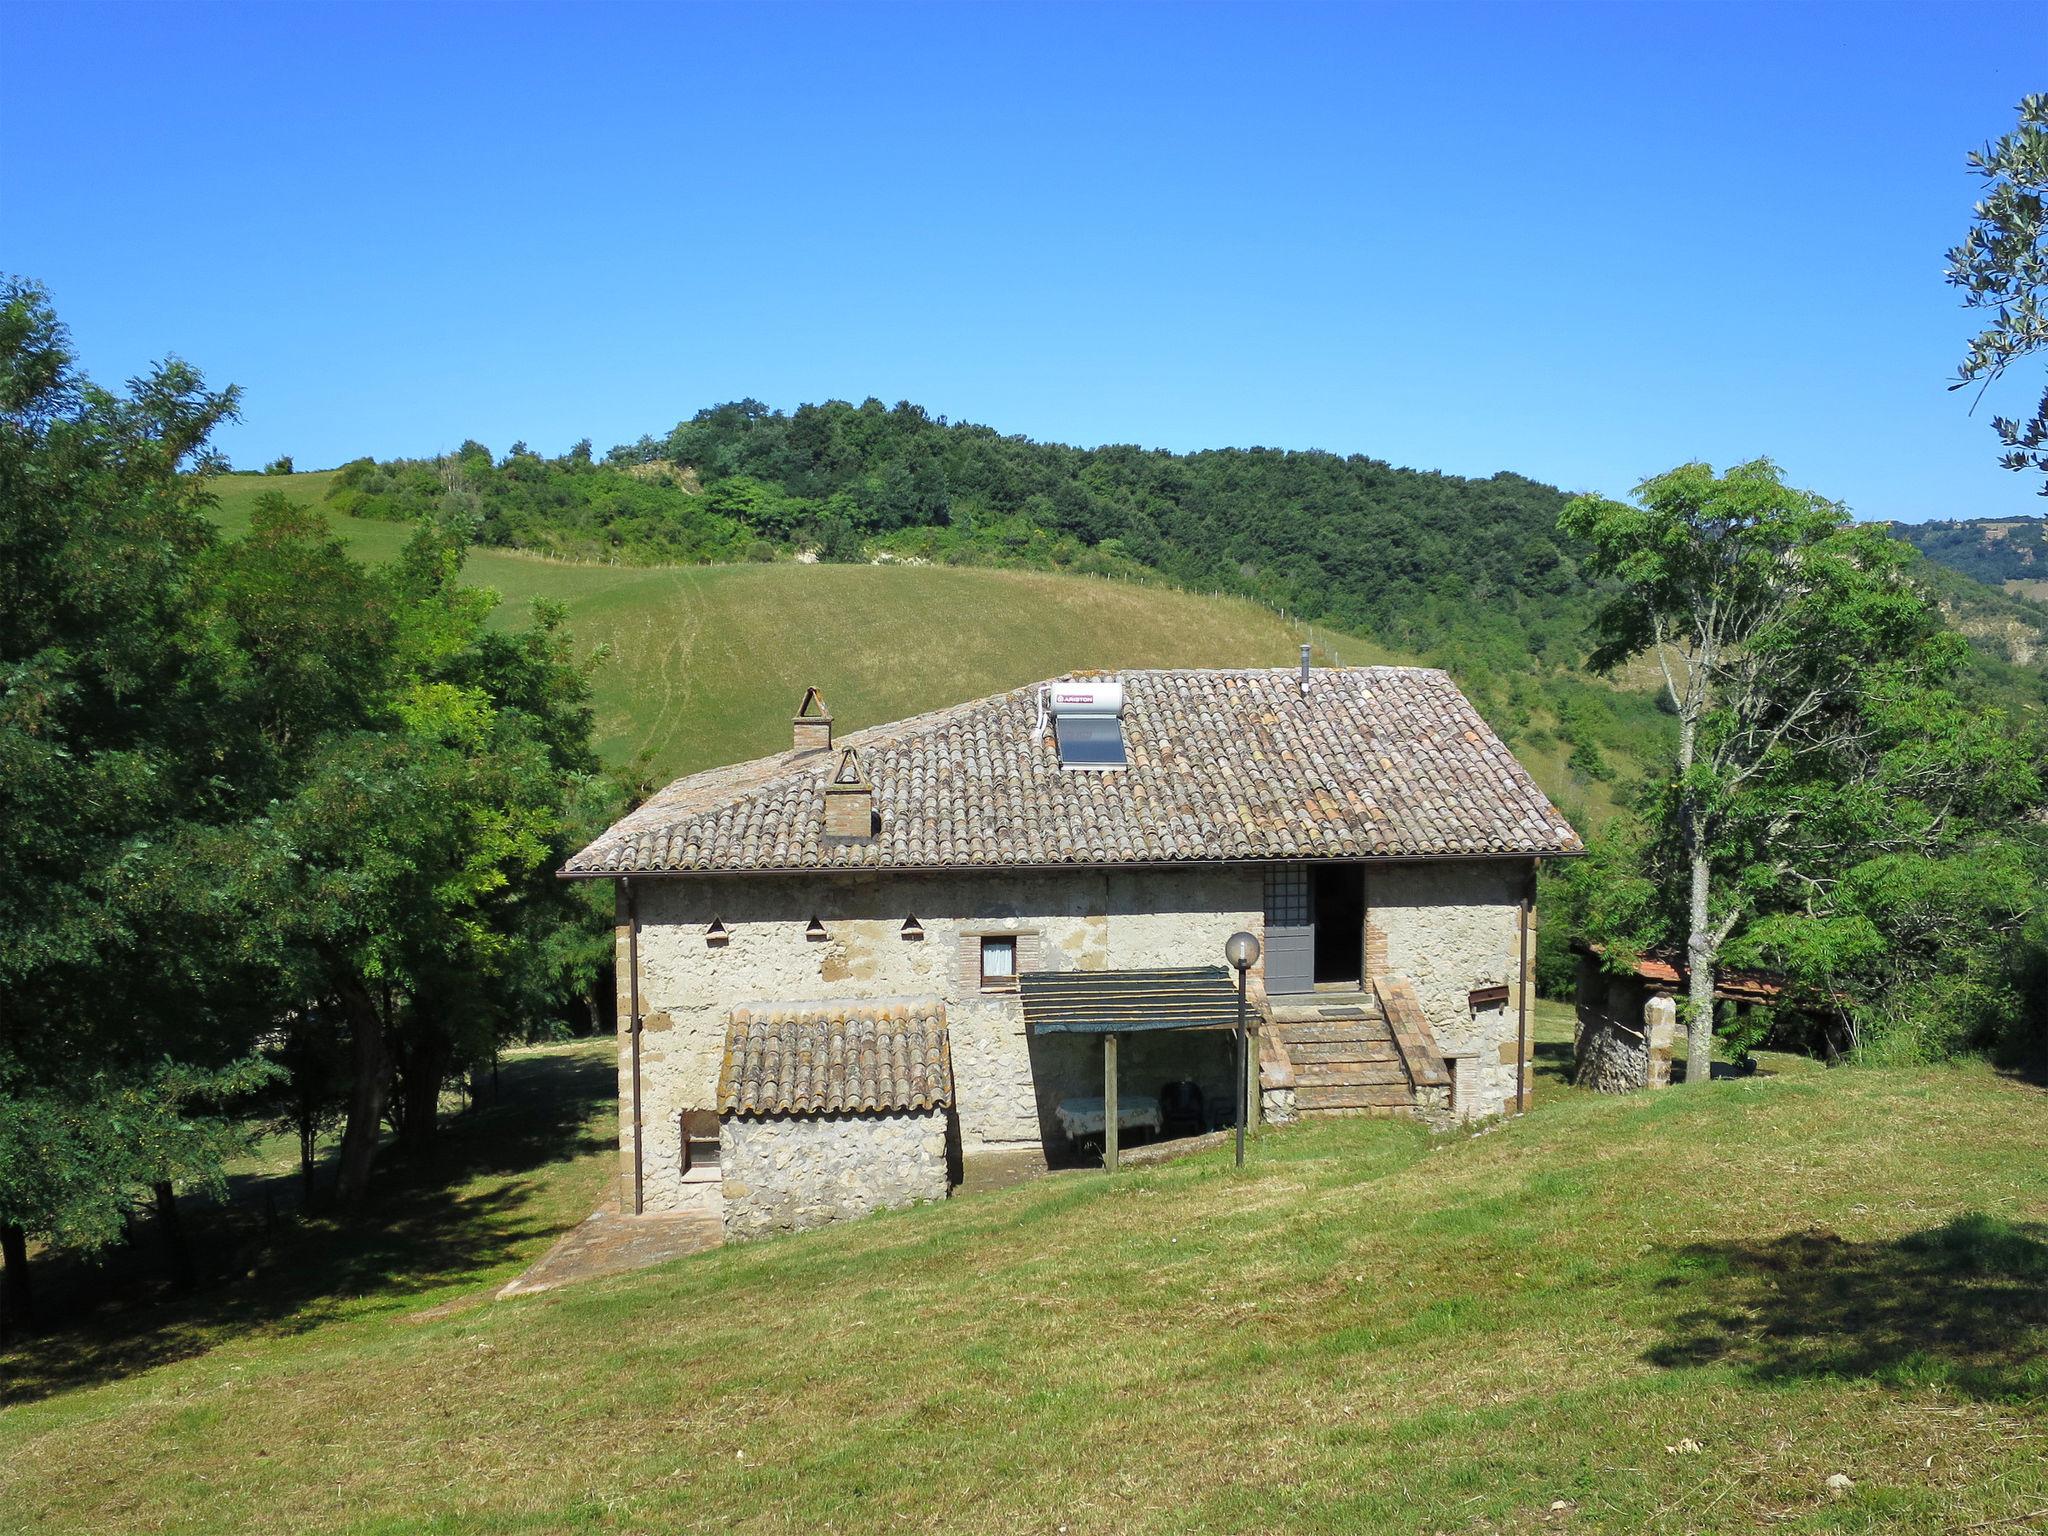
xmin=1263 ymin=865 xmax=1310 ymax=925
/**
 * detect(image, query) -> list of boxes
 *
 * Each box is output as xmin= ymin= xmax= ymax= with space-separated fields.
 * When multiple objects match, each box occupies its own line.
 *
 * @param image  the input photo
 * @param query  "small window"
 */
xmin=980 ymin=936 xmax=1018 ymax=990
xmin=1263 ymin=864 xmax=1310 ymax=926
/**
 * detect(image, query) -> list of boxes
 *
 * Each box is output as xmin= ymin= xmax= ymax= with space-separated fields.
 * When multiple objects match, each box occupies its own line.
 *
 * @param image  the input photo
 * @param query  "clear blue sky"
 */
xmin=4 ymin=1 xmax=2041 ymax=522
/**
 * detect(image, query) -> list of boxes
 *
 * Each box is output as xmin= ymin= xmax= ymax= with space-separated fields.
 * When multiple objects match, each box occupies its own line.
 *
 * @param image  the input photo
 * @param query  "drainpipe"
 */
xmin=626 ymin=878 xmax=645 ymax=1215
xmin=1517 ymin=866 xmax=1533 ymax=1115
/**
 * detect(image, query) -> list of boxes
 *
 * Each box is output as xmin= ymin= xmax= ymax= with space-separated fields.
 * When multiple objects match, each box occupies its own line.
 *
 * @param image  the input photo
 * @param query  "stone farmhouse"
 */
xmin=562 ymin=662 xmax=1582 ymax=1240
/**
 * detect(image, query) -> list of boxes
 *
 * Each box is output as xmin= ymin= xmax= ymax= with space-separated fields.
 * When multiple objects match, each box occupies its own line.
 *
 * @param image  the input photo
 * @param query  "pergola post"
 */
xmin=1103 ymin=1032 xmax=1119 ymax=1172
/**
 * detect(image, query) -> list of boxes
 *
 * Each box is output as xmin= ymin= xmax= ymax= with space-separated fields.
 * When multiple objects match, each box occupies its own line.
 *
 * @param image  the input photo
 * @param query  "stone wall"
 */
xmin=613 ymin=858 xmax=1540 ymax=1207
xmin=619 ymin=866 xmax=1263 ymax=1211
xmin=719 ymin=1109 xmax=948 ymax=1241
xmin=1572 ymin=954 xmax=1678 ymax=1092
xmin=1367 ymin=860 xmax=1532 ymax=1119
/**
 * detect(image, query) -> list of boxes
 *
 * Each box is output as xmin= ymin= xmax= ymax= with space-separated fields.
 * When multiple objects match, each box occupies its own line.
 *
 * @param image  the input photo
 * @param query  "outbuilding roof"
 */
xmin=718 ymin=1000 xmax=953 ymax=1118
xmin=565 ymin=667 xmax=1581 ymax=876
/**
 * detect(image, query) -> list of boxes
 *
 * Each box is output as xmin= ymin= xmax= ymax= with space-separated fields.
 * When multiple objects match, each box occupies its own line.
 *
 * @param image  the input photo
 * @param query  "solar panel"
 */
xmin=1055 ymin=713 xmax=1127 ymax=770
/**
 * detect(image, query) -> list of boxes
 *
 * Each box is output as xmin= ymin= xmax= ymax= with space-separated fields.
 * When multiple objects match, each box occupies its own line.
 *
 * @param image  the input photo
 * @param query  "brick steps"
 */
xmin=1268 ymin=997 xmax=1420 ymax=1119
xmin=1294 ymin=1061 xmax=1411 ymax=1089
xmin=1286 ymin=1041 xmax=1402 ymax=1064
xmin=1295 ymin=1083 xmax=1420 ymax=1111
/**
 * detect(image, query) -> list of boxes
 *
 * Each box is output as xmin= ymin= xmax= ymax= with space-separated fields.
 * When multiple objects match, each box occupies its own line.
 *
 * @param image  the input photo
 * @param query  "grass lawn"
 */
xmin=4 ymin=1037 xmax=2043 ymax=1535
xmin=201 ymin=473 xmax=1344 ymax=784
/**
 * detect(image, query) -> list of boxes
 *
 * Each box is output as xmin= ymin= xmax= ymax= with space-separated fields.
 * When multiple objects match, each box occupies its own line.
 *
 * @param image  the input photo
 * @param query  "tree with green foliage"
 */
xmin=1560 ymin=460 xmax=2041 ymax=1077
xmin=1 ymin=282 xmax=613 ymax=1333
xmin=1949 ymin=94 xmax=2048 ymax=494
xmin=203 ymin=507 xmax=607 ymax=1204
xmin=0 ymin=277 xmax=271 ymax=1336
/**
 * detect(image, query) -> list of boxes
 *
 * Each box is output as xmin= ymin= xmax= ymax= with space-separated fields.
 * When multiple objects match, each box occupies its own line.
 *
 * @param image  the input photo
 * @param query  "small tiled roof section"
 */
xmin=718 ymin=1000 xmax=952 ymax=1118
xmin=564 ymin=667 xmax=1582 ymax=875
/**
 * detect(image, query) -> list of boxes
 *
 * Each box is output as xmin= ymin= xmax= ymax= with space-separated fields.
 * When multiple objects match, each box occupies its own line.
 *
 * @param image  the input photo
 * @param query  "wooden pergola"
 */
xmin=1019 ymin=966 xmax=1255 ymax=1170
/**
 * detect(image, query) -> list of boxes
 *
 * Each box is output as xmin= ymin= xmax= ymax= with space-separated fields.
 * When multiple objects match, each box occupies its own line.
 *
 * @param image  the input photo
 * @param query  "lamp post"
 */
xmin=1224 ymin=930 xmax=1261 ymax=1168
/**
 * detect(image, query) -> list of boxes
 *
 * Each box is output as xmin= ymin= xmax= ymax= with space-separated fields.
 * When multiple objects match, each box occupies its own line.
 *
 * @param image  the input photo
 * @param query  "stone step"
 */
xmin=1293 ymin=1062 xmax=1411 ymax=1089
xmin=1296 ymin=1083 xmax=1419 ymax=1111
xmin=1284 ymin=1041 xmax=1402 ymax=1064
xmin=1274 ymin=1020 xmax=1395 ymax=1045
xmin=1265 ymin=996 xmax=1380 ymax=1024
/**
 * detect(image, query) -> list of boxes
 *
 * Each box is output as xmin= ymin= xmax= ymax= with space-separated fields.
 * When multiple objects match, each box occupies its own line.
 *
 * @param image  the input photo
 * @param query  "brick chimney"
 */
xmin=793 ymin=686 xmax=832 ymax=753
xmin=823 ymin=747 xmax=874 ymax=838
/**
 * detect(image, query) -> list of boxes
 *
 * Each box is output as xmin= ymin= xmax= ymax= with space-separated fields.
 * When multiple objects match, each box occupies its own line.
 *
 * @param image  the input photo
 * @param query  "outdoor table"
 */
xmin=1054 ymin=1093 xmax=1163 ymax=1143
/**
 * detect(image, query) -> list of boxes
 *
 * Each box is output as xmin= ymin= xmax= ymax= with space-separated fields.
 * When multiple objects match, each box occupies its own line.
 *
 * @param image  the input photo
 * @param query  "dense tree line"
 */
xmin=0 ymin=283 xmax=610 ymax=1339
xmin=331 ymin=400 xmax=1692 ymax=799
xmin=329 ymin=398 xmax=2048 ymax=812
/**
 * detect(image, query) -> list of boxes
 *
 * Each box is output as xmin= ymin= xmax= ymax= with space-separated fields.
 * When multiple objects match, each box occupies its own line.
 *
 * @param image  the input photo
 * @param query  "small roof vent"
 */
xmin=1041 ymin=679 xmax=1128 ymax=772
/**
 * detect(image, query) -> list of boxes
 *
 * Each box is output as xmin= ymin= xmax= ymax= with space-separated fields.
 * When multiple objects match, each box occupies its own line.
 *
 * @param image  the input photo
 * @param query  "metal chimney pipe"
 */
xmin=1299 ymin=643 xmax=1311 ymax=693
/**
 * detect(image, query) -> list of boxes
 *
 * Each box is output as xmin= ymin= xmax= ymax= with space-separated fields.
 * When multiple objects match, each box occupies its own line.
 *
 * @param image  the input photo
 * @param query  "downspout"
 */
xmin=1517 ymin=865 xmax=1533 ymax=1115
xmin=626 ymin=877 xmax=645 ymax=1215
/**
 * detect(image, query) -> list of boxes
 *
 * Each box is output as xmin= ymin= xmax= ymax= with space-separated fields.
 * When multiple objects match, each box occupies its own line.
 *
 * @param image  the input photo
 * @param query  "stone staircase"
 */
xmin=1264 ymin=979 xmax=1451 ymax=1117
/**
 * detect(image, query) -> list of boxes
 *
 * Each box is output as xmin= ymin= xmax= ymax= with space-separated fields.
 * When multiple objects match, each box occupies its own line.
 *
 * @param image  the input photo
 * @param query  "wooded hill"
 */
xmin=313 ymin=398 xmax=2048 ymax=752
xmin=1889 ymin=512 xmax=2048 ymax=601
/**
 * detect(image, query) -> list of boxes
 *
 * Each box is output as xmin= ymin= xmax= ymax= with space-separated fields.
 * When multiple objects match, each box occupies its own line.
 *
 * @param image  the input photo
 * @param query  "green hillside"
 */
xmin=204 ymin=474 xmax=1385 ymax=786
xmin=4 ymin=1034 xmax=2042 ymax=1535
xmin=205 ymin=473 xmax=1641 ymax=823
xmin=1890 ymin=512 xmax=2048 ymax=588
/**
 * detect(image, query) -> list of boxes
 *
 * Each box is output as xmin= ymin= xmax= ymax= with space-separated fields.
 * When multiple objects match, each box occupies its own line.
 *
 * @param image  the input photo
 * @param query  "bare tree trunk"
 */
xmin=0 ymin=1222 xmax=31 ymax=1343
xmin=298 ymin=1118 xmax=318 ymax=1208
xmin=335 ymin=976 xmax=392 ymax=1207
xmin=152 ymin=1180 xmax=195 ymax=1291
xmin=1674 ymin=696 xmax=1717 ymax=1086
xmin=1685 ymin=845 xmax=1717 ymax=1084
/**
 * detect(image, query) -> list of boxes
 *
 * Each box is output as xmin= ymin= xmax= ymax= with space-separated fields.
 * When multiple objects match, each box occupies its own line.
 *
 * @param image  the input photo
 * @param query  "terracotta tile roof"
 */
xmin=1577 ymin=942 xmax=1789 ymax=1005
xmin=565 ymin=667 xmax=1581 ymax=876
xmin=718 ymin=1000 xmax=952 ymax=1117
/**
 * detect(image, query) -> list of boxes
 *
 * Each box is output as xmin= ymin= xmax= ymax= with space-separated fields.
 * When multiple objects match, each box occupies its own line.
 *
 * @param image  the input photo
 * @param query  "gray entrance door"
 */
xmin=1263 ymin=865 xmax=1314 ymax=996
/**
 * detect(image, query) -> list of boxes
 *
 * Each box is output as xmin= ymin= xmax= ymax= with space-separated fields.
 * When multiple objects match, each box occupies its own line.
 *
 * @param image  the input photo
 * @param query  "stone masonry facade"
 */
xmin=615 ymin=857 xmax=1536 ymax=1213
xmin=1572 ymin=953 xmax=1679 ymax=1092
xmin=719 ymin=1109 xmax=948 ymax=1241
xmin=1366 ymin=860 xmax=1535 ymax=1117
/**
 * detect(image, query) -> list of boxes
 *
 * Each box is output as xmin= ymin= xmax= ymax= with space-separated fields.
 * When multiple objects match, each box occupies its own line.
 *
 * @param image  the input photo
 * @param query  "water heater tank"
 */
xmin=1045 ymin=680 xmax=1125 ymax=717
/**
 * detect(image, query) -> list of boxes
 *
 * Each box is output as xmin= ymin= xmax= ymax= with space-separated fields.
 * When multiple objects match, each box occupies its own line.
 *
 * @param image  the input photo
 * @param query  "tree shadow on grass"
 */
xmin=1645 ymin=1213 xmax=2048 ymax=1401
xmin=1532 ymin=1039 xmax=1576 ymax=1090
xmin=0 ymin=1048 xmax=615 ymax=1409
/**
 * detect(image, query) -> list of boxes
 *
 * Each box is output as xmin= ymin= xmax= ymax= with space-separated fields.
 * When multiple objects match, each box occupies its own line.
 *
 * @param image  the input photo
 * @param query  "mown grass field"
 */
xmin=205 ymin=474 xmax=1344 ymax=784
xmin=201 ymin=474 xmax=1633 ymax=823
xmin=4 ymin=1023 xmax=2042 ymax=1536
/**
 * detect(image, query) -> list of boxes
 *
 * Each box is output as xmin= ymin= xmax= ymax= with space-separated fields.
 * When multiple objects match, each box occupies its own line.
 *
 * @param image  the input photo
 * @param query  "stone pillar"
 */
xmin=1573 ymin=967 xmax=1657 ymax=1095
xmin=1644 ymin=994 xmax=1678 ymax=1089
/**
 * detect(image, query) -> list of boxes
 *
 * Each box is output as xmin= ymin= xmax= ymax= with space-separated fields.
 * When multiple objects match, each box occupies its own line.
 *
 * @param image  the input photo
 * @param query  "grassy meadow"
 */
xmin=201 ymin=473 xmax=1634 ymax=824
xmin=206 ymin=473 xmax=1339 ymax=783
xmin=3 ymin=1024 xmax=2043 ymax=1534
